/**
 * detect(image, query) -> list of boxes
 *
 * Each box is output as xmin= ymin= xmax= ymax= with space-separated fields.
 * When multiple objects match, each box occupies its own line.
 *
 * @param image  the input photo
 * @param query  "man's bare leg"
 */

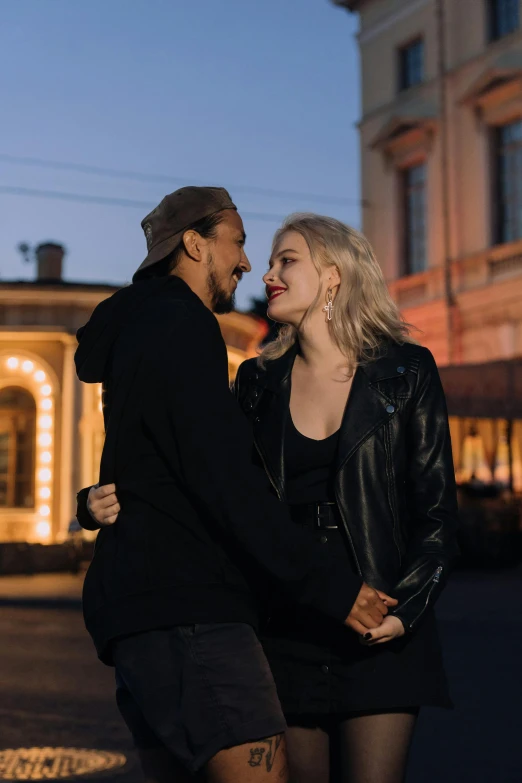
xmin=206 ymin=733 xmax=289 ymax=783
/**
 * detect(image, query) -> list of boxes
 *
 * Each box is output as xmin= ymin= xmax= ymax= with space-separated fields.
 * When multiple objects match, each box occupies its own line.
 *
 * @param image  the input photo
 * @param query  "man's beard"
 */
xmin=207 ymin=255 xmax=236 ymax=314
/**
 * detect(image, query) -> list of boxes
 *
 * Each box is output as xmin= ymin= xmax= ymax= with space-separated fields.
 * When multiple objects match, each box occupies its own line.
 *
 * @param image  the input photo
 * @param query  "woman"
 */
xmin=82 ymin=214 xmax=459 ymax=783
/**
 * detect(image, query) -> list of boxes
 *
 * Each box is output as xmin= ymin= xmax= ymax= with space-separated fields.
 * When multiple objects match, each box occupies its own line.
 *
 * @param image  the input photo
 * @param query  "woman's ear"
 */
xmin=327 ymin=266 xmax=341 ymax=290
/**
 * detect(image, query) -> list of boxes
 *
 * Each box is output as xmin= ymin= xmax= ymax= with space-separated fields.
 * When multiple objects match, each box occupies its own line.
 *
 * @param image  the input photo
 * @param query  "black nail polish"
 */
xmin=364 ymin=633 xmax=372 ymax=640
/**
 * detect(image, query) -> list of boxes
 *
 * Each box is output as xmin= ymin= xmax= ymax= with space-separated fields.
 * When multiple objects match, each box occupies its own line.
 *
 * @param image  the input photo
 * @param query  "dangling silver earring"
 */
xmin=323 ymin=288 xmax=334 ymax=321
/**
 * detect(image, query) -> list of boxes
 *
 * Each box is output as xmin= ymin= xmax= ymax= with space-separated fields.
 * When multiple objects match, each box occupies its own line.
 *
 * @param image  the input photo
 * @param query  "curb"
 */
xmin=0 ymin=597 xmax=82 ymax=610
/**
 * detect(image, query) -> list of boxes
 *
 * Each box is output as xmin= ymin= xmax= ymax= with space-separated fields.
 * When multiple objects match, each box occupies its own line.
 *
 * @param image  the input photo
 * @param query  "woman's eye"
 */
xmin=282 ymin=257 xmax=294 ymax=265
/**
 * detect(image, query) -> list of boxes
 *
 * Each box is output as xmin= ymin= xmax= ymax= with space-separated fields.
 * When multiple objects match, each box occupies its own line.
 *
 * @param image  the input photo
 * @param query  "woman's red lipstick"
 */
xmin=267 ymin=286 xmax=287 ymax=301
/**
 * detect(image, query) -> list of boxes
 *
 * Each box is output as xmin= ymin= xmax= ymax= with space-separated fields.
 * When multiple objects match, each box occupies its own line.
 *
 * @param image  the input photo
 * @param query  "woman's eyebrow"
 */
xmin=274 ymin=247 xmax=298 ymax=258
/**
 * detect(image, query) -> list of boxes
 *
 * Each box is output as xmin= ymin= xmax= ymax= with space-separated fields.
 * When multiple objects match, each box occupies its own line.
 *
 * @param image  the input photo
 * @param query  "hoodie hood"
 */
xmin=75 ymin=277 xmax=187 ymax=383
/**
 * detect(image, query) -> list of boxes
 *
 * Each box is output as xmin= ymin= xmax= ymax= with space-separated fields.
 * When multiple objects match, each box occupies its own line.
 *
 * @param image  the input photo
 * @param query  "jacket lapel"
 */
xmin=334 ymin=364 xmax=395 ymax=474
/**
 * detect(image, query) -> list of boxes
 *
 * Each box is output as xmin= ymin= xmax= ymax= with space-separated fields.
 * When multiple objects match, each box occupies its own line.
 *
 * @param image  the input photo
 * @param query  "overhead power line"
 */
xmin=0 ymin=185 xmax=289 ymax=223
xmin=0 ymin=153 xmax=363 ymax=208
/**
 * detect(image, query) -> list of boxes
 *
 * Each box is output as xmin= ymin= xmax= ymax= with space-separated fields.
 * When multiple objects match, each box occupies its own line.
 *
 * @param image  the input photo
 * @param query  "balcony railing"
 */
xmin=388 ymin=237 xmax=522 ymax=307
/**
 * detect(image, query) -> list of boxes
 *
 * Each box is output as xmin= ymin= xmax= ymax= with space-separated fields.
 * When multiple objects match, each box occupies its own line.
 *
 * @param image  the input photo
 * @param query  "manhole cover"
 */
xmin=0 ymin=748 xmax=127 ymax=780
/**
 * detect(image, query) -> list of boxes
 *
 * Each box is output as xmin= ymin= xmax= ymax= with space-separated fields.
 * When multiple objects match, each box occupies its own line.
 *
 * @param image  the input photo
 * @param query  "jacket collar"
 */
xmin=259 ymin=340 xmax=408 ymax=390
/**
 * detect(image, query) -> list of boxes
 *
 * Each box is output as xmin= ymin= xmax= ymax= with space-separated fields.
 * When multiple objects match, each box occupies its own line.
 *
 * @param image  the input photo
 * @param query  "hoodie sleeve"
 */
xmin=144 ymin=303 xmax=362 ymax=623
xmin=76 ymin=486 xmax=100 ymax=531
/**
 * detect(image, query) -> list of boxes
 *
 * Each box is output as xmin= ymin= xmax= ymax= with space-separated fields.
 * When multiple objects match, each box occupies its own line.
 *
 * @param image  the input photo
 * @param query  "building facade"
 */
xmin=335 ymin=0 xmax=522 ymax=491
xmin=0 ymin=244 xmax=266 ymax=544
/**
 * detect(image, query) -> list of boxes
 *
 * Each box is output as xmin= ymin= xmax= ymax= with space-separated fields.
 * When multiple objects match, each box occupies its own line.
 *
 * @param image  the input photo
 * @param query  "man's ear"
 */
xmin=182 ymin=230 xmax=207 ymax=262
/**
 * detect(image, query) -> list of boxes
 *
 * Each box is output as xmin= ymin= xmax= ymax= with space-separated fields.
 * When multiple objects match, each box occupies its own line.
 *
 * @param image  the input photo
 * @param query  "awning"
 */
xmin=370 ymin=101 xmax=438 ymax=149
xmin=460 ymin=51 xmax=522 ymax=105
xmin=439 ymin=358 xmax=522 ymax=420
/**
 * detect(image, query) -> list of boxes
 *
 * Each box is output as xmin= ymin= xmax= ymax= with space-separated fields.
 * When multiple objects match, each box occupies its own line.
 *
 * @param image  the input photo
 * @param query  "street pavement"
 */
xmin=0 ymin=566 xmax=520 ymax=783
xmin=0 ymin=571 xmax=82 ymax=605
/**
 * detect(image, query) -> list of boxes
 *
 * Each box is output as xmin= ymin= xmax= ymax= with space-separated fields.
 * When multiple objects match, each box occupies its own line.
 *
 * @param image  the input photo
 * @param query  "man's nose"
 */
xmin=240 ymin=252 xmax=251 ymax=274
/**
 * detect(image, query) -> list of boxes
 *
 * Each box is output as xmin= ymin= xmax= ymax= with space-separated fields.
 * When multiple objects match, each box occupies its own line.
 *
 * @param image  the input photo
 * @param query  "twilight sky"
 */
xmin=0 ymin=0 xmax=360 ymax=309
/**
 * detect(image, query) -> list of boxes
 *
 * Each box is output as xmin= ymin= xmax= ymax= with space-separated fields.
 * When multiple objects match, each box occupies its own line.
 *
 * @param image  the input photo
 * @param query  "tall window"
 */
xmin=0 ymin=387 xmax=36 ymax=508
xmin=495 ymin=119 xmax=522 ymax=244
xmin=402 ymin=163 xmax=427 ymax=275
xmin=398 ymin=38 xmax=424 ymax=91
xmin=488 ymin=0 xmax=519 ymax=40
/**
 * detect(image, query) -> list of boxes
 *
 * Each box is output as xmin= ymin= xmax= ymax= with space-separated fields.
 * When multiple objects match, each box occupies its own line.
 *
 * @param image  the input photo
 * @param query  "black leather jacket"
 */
xmin=234 ymin=340 xmax=459 ymax=634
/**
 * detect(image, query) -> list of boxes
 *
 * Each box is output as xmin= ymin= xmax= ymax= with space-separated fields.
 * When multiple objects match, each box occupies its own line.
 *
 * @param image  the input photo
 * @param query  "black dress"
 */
xmin=261 ymin=415 xmax=452 ymax=717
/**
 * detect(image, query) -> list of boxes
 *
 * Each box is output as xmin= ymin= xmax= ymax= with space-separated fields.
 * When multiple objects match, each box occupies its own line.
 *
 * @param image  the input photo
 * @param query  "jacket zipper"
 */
xmin=384 ymin=424 xmax=402 ymax=566
xmin=410 ymin=565 xmax=444 ymax=631
xmin=422 ymin=565 xmax=444 ymax=612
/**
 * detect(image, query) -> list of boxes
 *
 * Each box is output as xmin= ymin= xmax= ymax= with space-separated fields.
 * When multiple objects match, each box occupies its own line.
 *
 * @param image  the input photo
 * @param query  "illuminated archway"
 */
xmin=0 ymin=353 xmax=57 ymax=541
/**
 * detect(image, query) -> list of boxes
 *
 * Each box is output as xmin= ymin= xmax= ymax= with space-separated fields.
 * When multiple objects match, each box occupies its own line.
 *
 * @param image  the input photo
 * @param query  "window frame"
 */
xmin=398 ymin=36 xmax=425 ymax=92
xmin=400 ymin=161 xmax=428 ymax=277
xmin=487 ymin=0 xmax=520 ymax=42
xmin=493 ymin=117 xmax=522 ymax=245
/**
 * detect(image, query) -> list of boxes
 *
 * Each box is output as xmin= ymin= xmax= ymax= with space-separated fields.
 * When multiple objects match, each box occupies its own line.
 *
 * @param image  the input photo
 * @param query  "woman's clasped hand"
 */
xmin=346 ymin=582 xmax=405 ymax=644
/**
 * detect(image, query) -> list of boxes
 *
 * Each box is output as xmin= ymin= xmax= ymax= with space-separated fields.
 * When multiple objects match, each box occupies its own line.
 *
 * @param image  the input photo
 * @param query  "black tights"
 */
xmin=285 ymin=708 xmax=419 ymax=783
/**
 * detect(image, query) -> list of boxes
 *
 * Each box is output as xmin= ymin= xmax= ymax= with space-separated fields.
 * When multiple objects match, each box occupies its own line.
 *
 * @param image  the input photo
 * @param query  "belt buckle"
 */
xmin=315 ymin=502 xmax=337 ymax=530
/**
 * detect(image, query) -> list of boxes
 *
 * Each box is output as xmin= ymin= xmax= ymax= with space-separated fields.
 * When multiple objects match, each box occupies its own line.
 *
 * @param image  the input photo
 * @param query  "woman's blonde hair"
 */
xmin=260 ymin=213 xmax=416 ymax=369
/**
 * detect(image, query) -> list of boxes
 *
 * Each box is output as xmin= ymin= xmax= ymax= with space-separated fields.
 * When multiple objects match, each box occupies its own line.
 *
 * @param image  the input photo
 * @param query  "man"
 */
xmin=75 ymin=186 xmax=395 ymax=783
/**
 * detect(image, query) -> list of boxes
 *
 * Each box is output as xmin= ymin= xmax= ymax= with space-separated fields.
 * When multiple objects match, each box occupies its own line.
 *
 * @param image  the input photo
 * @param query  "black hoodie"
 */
xmin=75 ymin=276 xmax=362 ymax=664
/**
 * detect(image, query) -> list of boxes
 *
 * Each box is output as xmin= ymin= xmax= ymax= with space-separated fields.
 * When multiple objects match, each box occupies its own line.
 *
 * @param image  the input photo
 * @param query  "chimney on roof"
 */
xmin=35 ymin=242 xmax=65 ymax=281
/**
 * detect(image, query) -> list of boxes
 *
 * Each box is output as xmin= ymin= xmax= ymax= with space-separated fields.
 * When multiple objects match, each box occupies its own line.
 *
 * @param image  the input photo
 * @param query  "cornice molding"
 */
xmin=357 ymin=0 xmax=430 ymax=45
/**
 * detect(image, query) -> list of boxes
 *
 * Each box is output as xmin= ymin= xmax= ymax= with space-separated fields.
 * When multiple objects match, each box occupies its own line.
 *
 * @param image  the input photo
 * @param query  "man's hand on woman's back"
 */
xmin=88 ymin=483 xmax=120 ymax=526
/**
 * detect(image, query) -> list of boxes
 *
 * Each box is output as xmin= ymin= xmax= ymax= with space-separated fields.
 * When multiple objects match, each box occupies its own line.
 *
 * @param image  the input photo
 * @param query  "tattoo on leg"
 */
xmin=246 ymin=735 xmax=284 ymax=773
xmin=248 ymin=748 xmax=265 ymax=767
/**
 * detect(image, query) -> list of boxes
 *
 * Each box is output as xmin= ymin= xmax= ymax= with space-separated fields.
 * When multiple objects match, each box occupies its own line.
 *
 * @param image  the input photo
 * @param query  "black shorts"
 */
xmin=113 ymin=622 xmax=286 ymax=774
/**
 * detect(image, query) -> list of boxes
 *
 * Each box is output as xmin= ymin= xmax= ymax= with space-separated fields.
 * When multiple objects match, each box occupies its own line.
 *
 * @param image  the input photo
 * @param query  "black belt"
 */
xmin=291 ymin=501 xmax=339 ymax=530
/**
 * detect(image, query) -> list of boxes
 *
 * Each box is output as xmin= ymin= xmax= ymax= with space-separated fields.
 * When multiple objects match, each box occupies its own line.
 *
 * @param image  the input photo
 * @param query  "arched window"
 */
xmin=0 ymin=387 xmax=36 ymax=508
